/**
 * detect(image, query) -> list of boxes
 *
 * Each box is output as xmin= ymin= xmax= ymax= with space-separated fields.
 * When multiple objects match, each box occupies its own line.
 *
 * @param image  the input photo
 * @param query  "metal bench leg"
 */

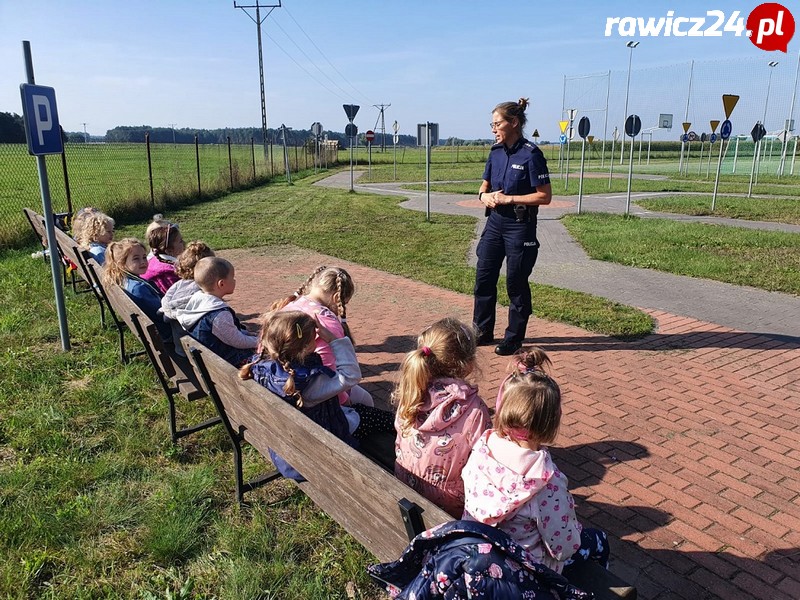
xmin=398 ymin=498 xmax=426 ymax=541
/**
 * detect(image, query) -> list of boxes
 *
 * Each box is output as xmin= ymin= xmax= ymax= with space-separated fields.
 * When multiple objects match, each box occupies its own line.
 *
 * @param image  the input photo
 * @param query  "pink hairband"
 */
xmin=421 ymin=346 xmax=432 ymax=357
xmin=495 ymin=365 xmax=544 ymax=412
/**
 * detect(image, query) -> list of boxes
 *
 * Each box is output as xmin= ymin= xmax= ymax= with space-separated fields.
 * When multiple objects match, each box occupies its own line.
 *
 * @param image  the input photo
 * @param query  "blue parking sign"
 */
xmin=20 ymin=84 xmax=63 ymax=155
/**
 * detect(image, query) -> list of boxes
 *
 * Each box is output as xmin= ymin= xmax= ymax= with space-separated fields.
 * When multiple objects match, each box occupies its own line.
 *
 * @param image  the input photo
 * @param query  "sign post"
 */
xmin=624 ymin=115 xmax=642 ymax=215
xmin=577 ymin=116 xmax=591 ymax=213
xmin=748 ymin=121 xmax=766 ymax=198
xmin=20 ymin=41 xmax=70 ymax=351
xmin=392 ymin=120 xmax=399 ymax=180
xmin=711 ymin=96 xmax=739 ymax=209
xmin=608 ymin=126 xmax=618 ymax=189
xmin=343 ymin=104 xmax=359 ymax=192
xmin=565 ymin=109 xmax=577 ymax=190
xmin=679 ymin=121 xmax=691 ymax=174
xmin=365 ymin=129 xmax=375 ymax=179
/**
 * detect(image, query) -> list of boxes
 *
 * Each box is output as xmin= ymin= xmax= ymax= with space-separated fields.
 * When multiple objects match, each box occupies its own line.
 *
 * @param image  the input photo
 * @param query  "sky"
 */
xmin=1 ymin=0 xmax=798 ymax=141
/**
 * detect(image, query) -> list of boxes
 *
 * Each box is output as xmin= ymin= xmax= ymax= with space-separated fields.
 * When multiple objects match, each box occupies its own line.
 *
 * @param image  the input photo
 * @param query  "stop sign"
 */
xmin=365 ymin=130 xmax=375 ymax=143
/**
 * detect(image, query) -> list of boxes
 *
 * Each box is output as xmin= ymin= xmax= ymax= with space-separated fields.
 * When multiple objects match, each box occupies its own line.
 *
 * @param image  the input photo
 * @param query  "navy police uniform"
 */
xmin=473 ymin=138 xmax=550 ymax=345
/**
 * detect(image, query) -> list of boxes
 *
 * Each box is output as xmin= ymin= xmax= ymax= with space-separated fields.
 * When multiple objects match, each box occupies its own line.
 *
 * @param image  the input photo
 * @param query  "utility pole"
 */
xmin=82 ymin=122 xmax=88 ymax=143
xmin=234 ymin=0 xmax=281 ymax=165
xmin=168 ymin=123 xmax=177 ymax=145
xmin=373 ymin=103 xmax=390 ymax=151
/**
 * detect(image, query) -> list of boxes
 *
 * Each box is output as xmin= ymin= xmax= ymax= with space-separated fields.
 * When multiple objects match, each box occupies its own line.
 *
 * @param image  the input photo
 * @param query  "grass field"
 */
xmin=635 ymin=195 xmax=800 ymax=225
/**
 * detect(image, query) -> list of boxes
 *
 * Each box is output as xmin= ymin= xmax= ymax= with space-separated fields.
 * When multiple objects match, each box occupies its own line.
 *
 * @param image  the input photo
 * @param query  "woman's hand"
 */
xmin=483 ymin=190 xmax=511 ymax=208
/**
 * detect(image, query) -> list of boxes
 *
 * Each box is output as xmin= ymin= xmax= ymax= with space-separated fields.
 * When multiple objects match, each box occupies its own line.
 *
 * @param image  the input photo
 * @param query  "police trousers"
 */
xmin=472 ymin=211 xmax=539 ymax=344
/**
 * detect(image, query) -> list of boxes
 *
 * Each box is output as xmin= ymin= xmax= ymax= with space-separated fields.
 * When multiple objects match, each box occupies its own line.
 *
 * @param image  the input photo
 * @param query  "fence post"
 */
xmin=195 ymin=134 xmax=201 ymax=196
xmin=251 ymin=136 xmax=256 ymax=181
xmin=60 ymin=142 xmax=73 ymax=215
xmin=294 ymin=145 xmax=298 ymax=173
xmin=270 ymin=138 xmax=274 ymax=177
xmin=227 ymin=136 xmax=233 ymax=189
xmin=146 ymin=132 xmax=155 ymax=209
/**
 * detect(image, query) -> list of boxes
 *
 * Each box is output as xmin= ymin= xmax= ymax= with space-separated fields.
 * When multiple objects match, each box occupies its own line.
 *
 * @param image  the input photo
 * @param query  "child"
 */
xmin=461 ymin=348 xmax=609 ymax=574
xmin=103 ymin=238 xmax=172 ymax=342
xmin=175 ymin=256 xmax=257 ymax=367
xmin=143 ymin=214 xmax=185 ymax=294
xmin=240 ymin=310 xmax=364 ymax=480
xmin=392 ymin=317 xmax=491 ymax=518
xmin=160 ymin=241 xmax=215 ymax=355
xmin=271 ymin=265 xmax=373 ymax=407
xmin=74 ymin=209 xmax=114 ymax=265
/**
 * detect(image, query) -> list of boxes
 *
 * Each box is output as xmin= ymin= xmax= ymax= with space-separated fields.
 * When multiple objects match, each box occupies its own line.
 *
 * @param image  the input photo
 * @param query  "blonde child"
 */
xmin=241 ymin=310 xmax=392 ymax=480
xmin=392 ymin=317 xmax=491 ymax=518
xmin=175 ymin=256 xmax=257 ymax=367
xmin=272 ymin=265 xmax=373 ymax=407
xmin=74 ymin=209 xmax=114 ymax=265
xmin=142 ymin=214 xmax=185 ymax=294
xmin=103 ymin=238 xmax=171 ymax=342
xmin=461 ymin=348 xmax=609 ymax=574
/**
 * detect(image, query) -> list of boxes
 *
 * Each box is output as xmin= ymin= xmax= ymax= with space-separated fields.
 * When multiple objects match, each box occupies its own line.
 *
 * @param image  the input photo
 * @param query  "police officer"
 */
xmin=473 ymin=98 xmax=552 ymax=356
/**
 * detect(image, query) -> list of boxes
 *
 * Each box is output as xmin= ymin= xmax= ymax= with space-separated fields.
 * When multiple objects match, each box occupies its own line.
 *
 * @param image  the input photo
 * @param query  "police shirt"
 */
xmin=482 ymin=138 xmax=550 ymax=219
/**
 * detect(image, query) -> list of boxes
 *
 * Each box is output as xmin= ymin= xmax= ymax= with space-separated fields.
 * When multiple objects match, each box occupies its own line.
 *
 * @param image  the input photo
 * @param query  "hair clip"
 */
xmin=421 ymin=346 xmax=431 ymax=357
xmin=296 ymin=323 xmax=303 ymax=338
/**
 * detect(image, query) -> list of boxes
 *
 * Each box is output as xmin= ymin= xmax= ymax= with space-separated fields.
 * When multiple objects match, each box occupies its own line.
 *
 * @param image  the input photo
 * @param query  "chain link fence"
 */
xmin=0 ymin=137 xmax=338 ymax=249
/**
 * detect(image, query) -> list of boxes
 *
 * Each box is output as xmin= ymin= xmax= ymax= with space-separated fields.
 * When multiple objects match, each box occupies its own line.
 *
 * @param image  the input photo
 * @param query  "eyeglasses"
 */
xmin=490 ymin=120 xmax=506 ymax=130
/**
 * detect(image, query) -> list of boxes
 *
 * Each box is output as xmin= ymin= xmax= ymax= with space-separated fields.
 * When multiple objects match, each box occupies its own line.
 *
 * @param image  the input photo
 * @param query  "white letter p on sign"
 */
xmin=32 ymin=94 xmax=53 ymax=146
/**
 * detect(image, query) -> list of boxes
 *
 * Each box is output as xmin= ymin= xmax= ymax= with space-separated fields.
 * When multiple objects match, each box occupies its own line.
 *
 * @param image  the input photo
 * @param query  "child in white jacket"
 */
xmin=461 ymin=348 xmax=609 ymax=575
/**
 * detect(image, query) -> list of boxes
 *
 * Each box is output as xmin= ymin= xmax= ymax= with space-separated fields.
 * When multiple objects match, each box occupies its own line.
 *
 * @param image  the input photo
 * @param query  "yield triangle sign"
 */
xmin=710 ymin=120 xmax=720 ymax=133
xmin=722 ymin=95 xmax=740 ymax=119
xmin=559 ymin=120 xmax=569 ymax=133
xmin=343 ymin=104 xmax=360 ymax=122
xmin=682 ymin=122 xmax=691 ymax=133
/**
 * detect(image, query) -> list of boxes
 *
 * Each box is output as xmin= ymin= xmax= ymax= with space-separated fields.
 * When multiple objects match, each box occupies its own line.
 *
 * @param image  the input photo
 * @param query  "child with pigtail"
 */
xmin=240 ymin=310 xmax=393 ymax=480
xmin=461 ymin=347 xmax=610 ymax=575
xmin=392 ymin=317 xmax=491 ymax=517
xmin=271 ymin=265 xmax=373 ymax=407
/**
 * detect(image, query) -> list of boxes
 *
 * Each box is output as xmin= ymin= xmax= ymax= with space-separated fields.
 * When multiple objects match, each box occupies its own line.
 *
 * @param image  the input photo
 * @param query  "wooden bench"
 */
xmin=23 ymin=207 xmax=72 ymax=292
xmin=180 ymin=336 xmax=637 ymax=598
xmin=101 ymin=278 xmax=220 ymax=442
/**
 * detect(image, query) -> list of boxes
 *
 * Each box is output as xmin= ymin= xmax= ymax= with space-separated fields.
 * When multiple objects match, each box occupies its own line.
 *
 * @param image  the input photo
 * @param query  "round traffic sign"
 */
xmin=710 ymin=133 xmax=717 ymax=144
xmin=624 ymin=115 xmax=642 ymax=137
xmin=365 ymin=130 xmax=375 ymax=143
xmin=345 ymin=123 xmax=358 ymax=138
xmin=720 ymin=119 xmax=733 ymax=140
xmin=393 ymin=133 xmax=399 ymax=144
xmin=700 ymin=133 xmax=708 ymax=143
xmin=681 ymin=133 xmax=689 ymax=143
xmin=578 ymin=116 xmax=591 ymax=139
xmin=559 ymin=133 xmax=567 ymax=144
xmin=688 ymin=131 xmax=698 ymax=142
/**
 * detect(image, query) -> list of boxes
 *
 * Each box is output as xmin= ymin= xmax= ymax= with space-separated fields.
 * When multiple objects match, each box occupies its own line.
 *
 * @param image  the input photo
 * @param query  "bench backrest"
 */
xmin=23 ymin=208 xmax=48 ymax=248
xmin=181 ymin=337 xmax=452 ymax=562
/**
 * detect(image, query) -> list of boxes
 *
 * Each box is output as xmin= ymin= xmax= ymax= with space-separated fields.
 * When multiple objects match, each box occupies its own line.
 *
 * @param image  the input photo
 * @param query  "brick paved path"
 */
xmin=222 ymin=246 xmax=800 ymax=600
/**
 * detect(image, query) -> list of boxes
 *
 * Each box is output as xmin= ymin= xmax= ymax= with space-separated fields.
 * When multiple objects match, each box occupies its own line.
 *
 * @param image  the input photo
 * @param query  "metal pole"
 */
xmin=349 ymin=135 xmax=354 ymax=192
xmin=23 ymin=40 xmax=70 ymax=350
xmin=647 ymin=133 xmax=652 ymax=165
xmin=608 ymin=134 xmax=616 ymax=189
xmin=425 ymin=123 xmax=431 ymax=222
xmin=698 ymin=141 xmax=704 ymax=176
xmin=711 ymin=139 xmax=726 ymax=211
xmin=621 ymin=42 xmax=637 ymax=165
xmin=578 ymin=137 xmax=586 ymax=213
xmin=706 ymin=140 xmax=713 ymax=178
xmin=679 ymin=60 xmax=693 ymax=174
xmin=748 ymin=140 xmax=758 ymax=197
xmin=601 ymin=69 xmax=610 ymax=167
xmin=779 ymin=49 xmax=800 ymax=176
xmin=625 ymin=133 xmax=634 ymax=214
xmin=732 ymin=137 xmax=739 ymax=174
xmin=565 ymin=135 xmax=571 ymax=190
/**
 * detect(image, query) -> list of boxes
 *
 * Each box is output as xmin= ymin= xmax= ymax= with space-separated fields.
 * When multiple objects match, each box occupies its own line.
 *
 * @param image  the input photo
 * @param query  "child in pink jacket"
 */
xmin=462 ymin=348 xmax=610 ymax=575
xmin=393 ymin=317 xmax=491 ymax=518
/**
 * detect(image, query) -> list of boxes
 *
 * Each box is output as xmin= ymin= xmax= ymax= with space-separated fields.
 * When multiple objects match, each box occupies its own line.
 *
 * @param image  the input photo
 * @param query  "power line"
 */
xmin=373 ymin=103 xmax=391 ymax=151
xmin=281 ymin=2 xmax=372 ymax=103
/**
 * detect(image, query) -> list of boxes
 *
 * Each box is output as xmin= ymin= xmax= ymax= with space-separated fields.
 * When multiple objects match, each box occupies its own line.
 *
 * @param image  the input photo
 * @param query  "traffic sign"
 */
xmin=710 ymin=120 xmax=720 ymax=133
xmin=311 ymin=122 xmax=323 ymax=137
xmin=532 ymin=129 xmax=540 ymax=138
xmin=578 ymin=116 xmax=591 ymax=139
xmin=559 ymin=133 xmax=567 ymax=144
xmin=587 ymin=135 xmax=595 ymax=144
xmin=720 ymin=119 xmax=733 ymax=140
xmin=681 ymin=133 xmax=689 ymax=143
xmin=624 ymin=115 xmax=642 ymax=137
xmin=393 ymin=133 xmax=399 ymax=144
xmin=751 ymin=122 xmax=766 ymax=143
xmin=392 ymin=120 xmax=399 ymax=133
xmin=343 ymin=104 xmax=359 ymax=122
xmin=612 ymin=127 xmax=620 ymax=141
xmin=700 ymin=133 xmax=708 ymax=143
xmin=568 ymin=126 xmax=575 ymax=140
xmin=345 ymin=123 xmax=358 ymax=138
xmin=559 ymin=120 xmax=569 ymax=133
xmin=722 ymin=95 xmax=740 ymax=119
xmin=567 ymin=108 xmax=577 ymax=121
xmin=682 ymin=122 xmax=691 ymax=133
xmin=20 ymin=84 xmax=63 ymax=156
xmin=365 ymin=130 xmax=375 ymax=143
xmin=710 ymin=133 xmax=717 ymax=143
xmin=688 ymin=131 xmax=698 ymax=142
